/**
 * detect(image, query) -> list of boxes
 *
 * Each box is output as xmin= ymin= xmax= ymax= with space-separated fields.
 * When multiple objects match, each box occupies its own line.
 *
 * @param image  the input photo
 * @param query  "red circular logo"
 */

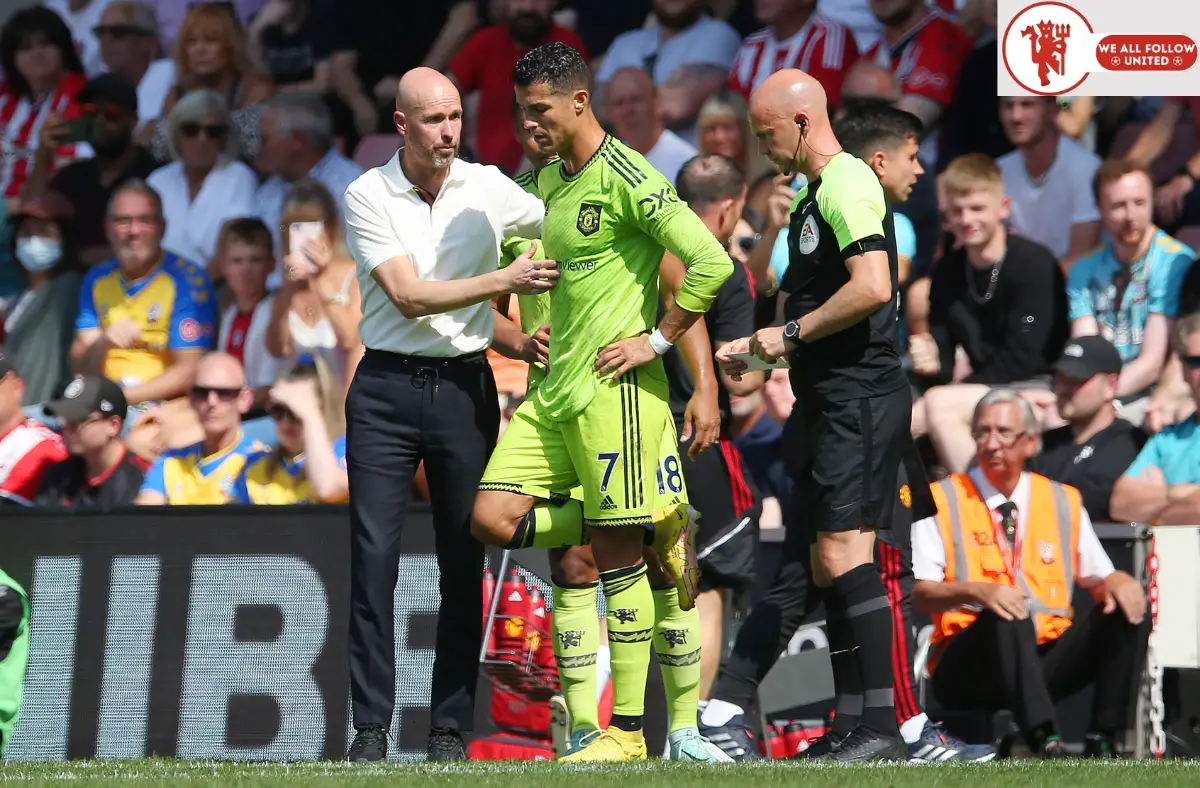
xmin=1002 ymin=1 xmax=1093 ymax=96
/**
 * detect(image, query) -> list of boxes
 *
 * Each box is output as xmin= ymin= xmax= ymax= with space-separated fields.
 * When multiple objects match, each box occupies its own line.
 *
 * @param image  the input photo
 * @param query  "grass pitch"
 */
xmin=0 ymin=759 xmax=1198 ymax=787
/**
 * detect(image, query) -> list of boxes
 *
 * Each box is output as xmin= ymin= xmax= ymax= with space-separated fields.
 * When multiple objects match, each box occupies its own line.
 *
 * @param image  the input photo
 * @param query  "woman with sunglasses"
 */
xmin=229 ymin=357 xmax=347 ymax=504
xmin=0 ymin=6 xmax=88 ymax=206
xmin=147 ymin=88 xmax=257 ymax=268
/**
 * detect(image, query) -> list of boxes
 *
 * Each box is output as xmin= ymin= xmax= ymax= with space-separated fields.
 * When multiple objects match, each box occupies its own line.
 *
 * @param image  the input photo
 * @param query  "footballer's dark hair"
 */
xmin=511 ymin=41 xmax=592 ymax=93
xmin=835 ymin=106 xmax=924 ymax=160
xmin=676 ymin=154 xmax=745 ymax=209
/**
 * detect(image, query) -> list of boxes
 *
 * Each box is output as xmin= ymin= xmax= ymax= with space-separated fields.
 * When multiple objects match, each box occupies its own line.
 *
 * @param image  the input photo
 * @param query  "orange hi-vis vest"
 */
xmin=928 ymin=473 xmax=1081 ymax=668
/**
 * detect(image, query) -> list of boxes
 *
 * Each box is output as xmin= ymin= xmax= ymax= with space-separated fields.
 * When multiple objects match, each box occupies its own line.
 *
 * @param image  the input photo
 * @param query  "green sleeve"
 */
xmin=818 ymin=158 xmax=887 ymax=252
xmin=500 ymin=237 xmax=537 ymax=268
xmin=623 ymin=173 xmax=732 ymax=313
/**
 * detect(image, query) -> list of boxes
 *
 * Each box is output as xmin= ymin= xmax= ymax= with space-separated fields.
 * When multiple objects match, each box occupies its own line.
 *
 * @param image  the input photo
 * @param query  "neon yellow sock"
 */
xmin=652 ymin=585 xmax=702 ymax=732
xmin=600 ymin=562 xmax=654 ymax=718
xmin=552 ymin=582 xmax=600 ymax=734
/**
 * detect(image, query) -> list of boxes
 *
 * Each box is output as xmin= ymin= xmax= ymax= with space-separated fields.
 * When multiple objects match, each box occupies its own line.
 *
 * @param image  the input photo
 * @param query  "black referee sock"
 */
xmin=823 ymin=587 xmax=863 ymax=738
xmin=830 ymin=562 xmax=899 ymax=735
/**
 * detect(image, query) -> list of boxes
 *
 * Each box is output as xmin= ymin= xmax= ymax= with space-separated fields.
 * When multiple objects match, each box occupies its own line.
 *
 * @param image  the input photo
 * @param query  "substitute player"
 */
xmin=471 ymin=42 xmax=733 ymax=762
xmin=718 ymin=70 xmax=911 ymax=762
xmin=488 ymin=114 xmax=728 ymax=763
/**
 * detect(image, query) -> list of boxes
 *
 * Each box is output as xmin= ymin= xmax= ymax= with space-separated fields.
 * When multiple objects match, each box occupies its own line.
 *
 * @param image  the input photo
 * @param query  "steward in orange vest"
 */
xmin=912 ymin=391 xmax=1149 ymax=758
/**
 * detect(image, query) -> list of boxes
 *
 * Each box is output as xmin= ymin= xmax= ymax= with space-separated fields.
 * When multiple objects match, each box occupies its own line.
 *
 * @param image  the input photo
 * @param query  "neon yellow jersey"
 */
xmin=139 ymin=431 xmax=268 ymax=504
xmin=230 ymin=436 xmax=349 ymax=504
xmin=76 ymin=252 xmax=216 ymax=387
xmin=534 ymin=135 xmax=731 ymax=421
xmin=500 ymin=169 xmax=551 ymax=391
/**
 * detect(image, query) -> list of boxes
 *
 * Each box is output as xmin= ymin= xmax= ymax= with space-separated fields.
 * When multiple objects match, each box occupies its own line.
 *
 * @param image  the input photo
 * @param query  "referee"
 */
xmin=718 ymin=69 xmax=912 ymax=762
xmin=342 ymin=67 xmax=556 ymax=763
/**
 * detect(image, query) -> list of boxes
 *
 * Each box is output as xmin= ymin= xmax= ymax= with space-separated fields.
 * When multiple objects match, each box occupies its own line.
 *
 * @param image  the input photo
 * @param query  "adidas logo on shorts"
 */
xmin=600 ymin=495 xmax=617 ymax=511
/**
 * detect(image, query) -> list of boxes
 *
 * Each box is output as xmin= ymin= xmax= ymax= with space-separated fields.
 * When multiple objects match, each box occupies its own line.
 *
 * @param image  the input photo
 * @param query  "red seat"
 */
xmin=353 ymin=134 xmax=399 ymax=169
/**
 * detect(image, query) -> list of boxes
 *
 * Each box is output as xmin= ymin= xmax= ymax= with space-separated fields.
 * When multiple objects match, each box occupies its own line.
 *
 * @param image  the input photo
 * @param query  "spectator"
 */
xmin=597 ymin=0 xmax=741 ymax=141
xmin=0 ymin=6 xmax=88 ymax=204
xmin=913 ymin=389 xmax=1149 ymax=760
xmin=3 ymin=192 xmax=82 ymax=406
xmin=265 ymin=179 xmax=363 ymax=388
xmin=147 ymin=89 xmax=258 ymax=267
xmin=695 ymin=89 xmax=770 ymax=185
xmin=327 ymin=0 xmax=480 ymax=138
xmin=835 ymin=59 xmax=901 ymax=119
xmin=35 ymin=374 xmax=149 ymax=507
xmin=44 ymin=0 xmax=113 ymax=76
xmin=230 ymin=359 xmax=349 ymax=504
xmin=911 ymin=155 xmax=1068 ymax=472
xmin=247 ymin=0 xmax=329 ymax=94
xmin=604 ymin=67 xmax=697 ymax=185
xmin=1066 ymin=160 xmax=1193 ymax=428
xmin=727 ymin=0 xmax=857 ymax=112
xmin=253 ymin=92 xmax=362 ymax=271
xmin=94 ymin=2 xmax=174 ymax=131
xmin=216 ymin=218 xmax=285 ymax=411
xmin=144 ymin=0 xmax=264 ymax=56
xmin=0 ymin=347 xmax=69 ymax=506
xmin=567 ymin=0 xmax=656 ymax=60
xmin=449 ymin=0 xmax=586 ymax=174
xmin=1028 ymin=337 xmax=1147 ymax=522
xmin=70 ymin=179 xmax=216 ymax=409
xmin=1125 ymin=97 xmax=1200 ymax=234
xmin=1110 ymin=314 xmax=1200 ymax=525
xmin=148 ymin=3 xmax=274 ymax=161
xmin=997 ymin=97 xmax=1101 ymax=264
xmin=937 ymin=0 xmax=1012 ymax=171
xmin=134 ymin=351 xmax=267 ymax=504
xmin=27 ymin=74 xmax=157 ymax=266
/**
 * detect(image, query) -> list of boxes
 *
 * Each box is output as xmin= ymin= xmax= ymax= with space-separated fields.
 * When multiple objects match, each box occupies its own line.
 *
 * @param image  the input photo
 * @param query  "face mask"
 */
xmin=15 ymin=236 xmax=63 ymax=272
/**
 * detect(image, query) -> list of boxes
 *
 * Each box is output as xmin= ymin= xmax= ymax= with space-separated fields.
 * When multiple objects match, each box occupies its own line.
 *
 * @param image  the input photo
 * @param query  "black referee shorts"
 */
xmin=679 ymin=435 xmax=760 ymax=593
xmin=786 ymin=386 xmax=913 ymax=538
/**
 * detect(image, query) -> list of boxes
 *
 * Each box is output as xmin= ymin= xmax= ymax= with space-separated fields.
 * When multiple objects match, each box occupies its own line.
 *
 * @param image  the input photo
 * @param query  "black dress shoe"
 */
xmin=428 ymin=727 xmax=467 ymax=761
xmin=348 ymin=725 xmax=388 ymax=762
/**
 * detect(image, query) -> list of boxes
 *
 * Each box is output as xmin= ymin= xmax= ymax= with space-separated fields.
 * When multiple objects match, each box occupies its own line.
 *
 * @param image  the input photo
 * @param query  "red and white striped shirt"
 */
xmin=0 ymin=72 xmax=88 ymax=198
xmin=727 ymin=13 xmax=859 ymax=108
xmin=863 ymin=9 xmax=973 ymax=109
xmin=0 ymin=419 xmax=69 ymax=506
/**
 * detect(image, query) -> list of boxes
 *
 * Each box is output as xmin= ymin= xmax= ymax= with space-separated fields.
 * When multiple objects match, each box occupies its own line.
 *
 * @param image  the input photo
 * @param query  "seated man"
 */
xmin=0 ymin=348 xmax=69 ymax=506
xmin=912 ymin=155 xmax=1069 ymax=471
xmin=914 ymin=389 xmax=1149 ymax=759
xmin=1066 ymin=160 xmax=1193 ymax=428
xmin=1029 ymin=337 xmax=1147 ymax=522
xmin=134 ymin=352 xmax=267 ymax=505
xmin=1110 ymin=313 xmax=1200 ymax=525
xmin=36 ymin=375 xmax=150 ymax=507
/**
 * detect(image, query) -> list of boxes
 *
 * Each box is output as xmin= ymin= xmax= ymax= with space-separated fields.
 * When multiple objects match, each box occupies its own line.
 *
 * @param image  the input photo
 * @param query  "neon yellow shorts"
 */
xmin=480 ymin=369 xmax=686 ymax=526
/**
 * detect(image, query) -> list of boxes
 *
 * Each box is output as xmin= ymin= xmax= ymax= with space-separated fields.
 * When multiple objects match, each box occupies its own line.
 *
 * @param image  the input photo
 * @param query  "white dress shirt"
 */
xmin=219 ymin=296 xmax=285 ymax=388
xmin=912 ymin=468 xmax=1115 ymax=587
xmin=343 ymin=155 xmax=544 ymax=357
xmin=148 ymin=159 xmax=259 ymax=266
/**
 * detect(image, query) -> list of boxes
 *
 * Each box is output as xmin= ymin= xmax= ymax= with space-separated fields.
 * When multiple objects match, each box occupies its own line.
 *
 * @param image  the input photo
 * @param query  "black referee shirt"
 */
xmin=35 ymin=450 xmax=149 ymax=509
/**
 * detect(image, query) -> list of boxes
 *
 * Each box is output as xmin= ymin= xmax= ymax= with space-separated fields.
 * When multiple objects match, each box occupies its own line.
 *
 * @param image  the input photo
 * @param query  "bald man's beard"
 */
xmin=420 ymin=141 xmax=459 ymax=169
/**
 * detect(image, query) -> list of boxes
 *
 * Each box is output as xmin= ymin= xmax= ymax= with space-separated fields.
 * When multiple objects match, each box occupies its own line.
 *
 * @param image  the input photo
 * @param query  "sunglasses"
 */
xmin=190 ymin=385 xmax=241 ymax=402
xmin=93 ymin=24 xmax=153 ymax=38
xmin=1183 ymin=355 xmax=1200 ymax=370
xmin=180 ymin=122 xmax=226 ymax=140
xmin=268 ymin=403 xmax=299 ymax=422
xmin=733 ymin=233 xmax=761 ymax=253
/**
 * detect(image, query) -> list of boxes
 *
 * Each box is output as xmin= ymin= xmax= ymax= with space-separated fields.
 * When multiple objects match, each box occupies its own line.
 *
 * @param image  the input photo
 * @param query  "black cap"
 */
xmin=44 ymin=376 xmax=128 ymax=422
xmin=1055 ymin=335 xmax=1123 ymax=380
xmin=79 ymin=73 xmax=138 ymax=113
xmin=0 ymin=346 xmax=15 ymax=377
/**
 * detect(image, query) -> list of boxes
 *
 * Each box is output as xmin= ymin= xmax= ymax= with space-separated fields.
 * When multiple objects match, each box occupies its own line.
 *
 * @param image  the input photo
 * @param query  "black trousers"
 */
xmin=346 ymin=349 xmax=499 ymax=733
xmin=711 ymin=414 xmax=923 ymax=718
xmin=932 ymin=606 xmax=1151 ymax=737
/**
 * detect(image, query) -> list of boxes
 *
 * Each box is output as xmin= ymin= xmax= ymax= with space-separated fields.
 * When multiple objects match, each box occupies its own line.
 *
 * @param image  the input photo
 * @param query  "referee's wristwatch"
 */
xmin=782 ymin=318 xmax=802 ymax=349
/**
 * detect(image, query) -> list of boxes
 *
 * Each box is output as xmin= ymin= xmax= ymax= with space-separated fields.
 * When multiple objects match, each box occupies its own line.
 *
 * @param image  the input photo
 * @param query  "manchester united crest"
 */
xmin=899 ymin=484 xmax=912 ymax=508
xmin=577 ymin=202 xmax=602 ymax=236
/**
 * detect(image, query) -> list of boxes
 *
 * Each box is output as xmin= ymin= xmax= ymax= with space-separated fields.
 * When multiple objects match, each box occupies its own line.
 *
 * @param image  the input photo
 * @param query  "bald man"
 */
xmin=837 ymin=60 xmax=901 ymax=120
xmin=605 ymin=67 xmax=697 ymax=186
xmin=712 ymin=69 xmax=913 ymax=762
xmin=135 ymin=353 xmax=267 ymax=506
xmin=342 ymin=67 xmax=554 ymax=762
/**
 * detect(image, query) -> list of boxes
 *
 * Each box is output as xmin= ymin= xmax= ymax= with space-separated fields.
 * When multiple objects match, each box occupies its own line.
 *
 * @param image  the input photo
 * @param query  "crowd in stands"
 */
xmin=0 ymin=0 xmax=1199 ymax=531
